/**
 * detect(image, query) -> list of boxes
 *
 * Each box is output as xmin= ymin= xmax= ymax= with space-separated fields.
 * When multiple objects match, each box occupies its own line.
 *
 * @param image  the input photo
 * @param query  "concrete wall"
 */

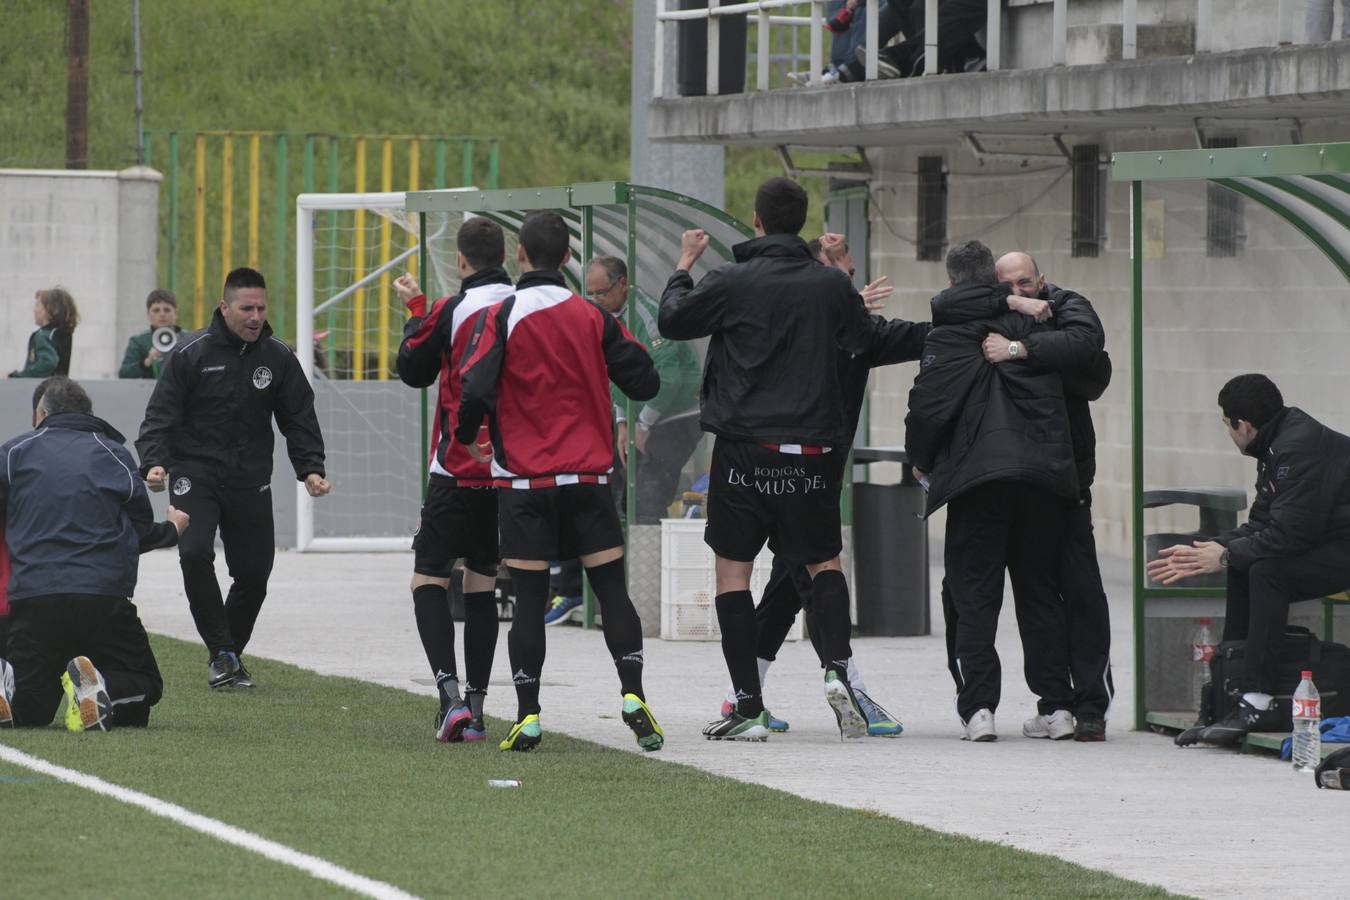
xmin=0 ymin=167 xmax=160 ymax=380
xmin=862 ymin=119 xmax=1350 ymax=557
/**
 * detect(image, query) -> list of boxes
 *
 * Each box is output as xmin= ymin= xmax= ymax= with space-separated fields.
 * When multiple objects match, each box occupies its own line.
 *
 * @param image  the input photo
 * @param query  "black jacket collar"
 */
xmin=40 ymin=412 xmax=127 ymax=443
xmin=515 ymin=270 xmax=567 ymax=291
xmin=461 ymin=266 xmax=512 ymax=292
xmin=1246 ymin=407 xmax=1291 ymax=459
xmin=208 ymin=307 xmax=274 ymax=350
xmin=732 ymin=233 xmax=813 ymax=263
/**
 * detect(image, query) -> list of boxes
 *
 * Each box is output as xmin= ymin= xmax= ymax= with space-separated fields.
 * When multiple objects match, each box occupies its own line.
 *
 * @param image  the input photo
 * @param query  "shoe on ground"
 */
xmin=0 ymin=658 xmax=14 ymax=728
xmin=62 ymin=657 xmax=113 ymax=733
xmin=1023 ymin=709 xmax=1075 ymax=740
xmin=543 ymin=594 xmax=582 ymax=626
xmin=720 ymin=698 xmax=788 ymax=732
xmin=622 ymin=693 xmax=665 ymax=752
xmin=436 ymin=697 xmax=472 ymax=743
xmin=824 ymin=671 xmax=867 ymax=739
xmin=1174 ymin=723 xmax=1206 ymax=747
xmin=499 ymin=714 xmax=542 ymax=752
xmin=1074 ymin=716 xmax=1107 ymax=742
xmin=231 ymin=662 xmax=256 ymax=690
xmin=207 ymin=650 xmax=243 ymax=689
xmin=1197 ymin=696 xmax=1281 ymax=746
xmin=702 ymin=709 xmax=770 ymax=742
xmin=463 ymin=716 xmax=487 ymax=742
xmin=854 ymin=46 xmax=901 ymax=79
xmin=855 ymin=688 xmax=903 ymax=737
xmin=962 ymin=708 xmax=998 ymax=742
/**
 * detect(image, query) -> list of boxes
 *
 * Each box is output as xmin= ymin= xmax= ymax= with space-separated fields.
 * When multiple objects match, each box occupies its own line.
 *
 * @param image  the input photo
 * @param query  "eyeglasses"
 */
xmin=589 ymin=277 xmax=624 ymax=300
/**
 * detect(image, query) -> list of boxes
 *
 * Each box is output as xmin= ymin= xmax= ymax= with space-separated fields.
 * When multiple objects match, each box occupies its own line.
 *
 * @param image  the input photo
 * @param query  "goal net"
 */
xmin=294 ymin=189 xmax=479 ymax=551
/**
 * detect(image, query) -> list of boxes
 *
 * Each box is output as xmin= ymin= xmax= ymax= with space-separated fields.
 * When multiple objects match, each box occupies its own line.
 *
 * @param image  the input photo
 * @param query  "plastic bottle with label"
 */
xmin=1292 ymin=670 xmax=1321 ymax=774
xmin=1191 ymin=618 xmax=1216 ymax=713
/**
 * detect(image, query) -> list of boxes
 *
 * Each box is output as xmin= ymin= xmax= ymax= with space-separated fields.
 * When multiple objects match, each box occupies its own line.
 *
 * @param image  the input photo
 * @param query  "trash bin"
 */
xmin=677 ymin=0 xmax=748 ymax=96
xmin=851 ymin=447 xmax=930 ymax=636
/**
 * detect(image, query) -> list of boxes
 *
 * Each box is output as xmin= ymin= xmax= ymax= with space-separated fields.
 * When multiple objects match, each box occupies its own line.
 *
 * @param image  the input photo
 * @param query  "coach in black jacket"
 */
xmin=905 ymin=240 xmax=1078 ymax=741
xmin=137 ymin=267 xmax=330 ymax=690
xmin=1151 ymin=375 xmax=1350 ymax=744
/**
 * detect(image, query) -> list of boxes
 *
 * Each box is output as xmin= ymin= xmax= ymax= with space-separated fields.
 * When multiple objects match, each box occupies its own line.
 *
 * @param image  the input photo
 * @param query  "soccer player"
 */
xmin=456 ymin=211 xmax=662 ymax=753
xmin=660 ymin=177 xmax=875 ymax=741
xmin=136 ymin=267 xmax=331 ymax=690
xmin=393 ymin=217 xmax=515 ymax=743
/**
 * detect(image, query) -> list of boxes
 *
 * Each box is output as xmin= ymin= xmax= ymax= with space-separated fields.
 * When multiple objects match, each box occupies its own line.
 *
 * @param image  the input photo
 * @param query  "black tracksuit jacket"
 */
xmin=659 ymin=234 xmax=874 ymax=448
xmin=136 ymin=309 xmax=325 ymax=487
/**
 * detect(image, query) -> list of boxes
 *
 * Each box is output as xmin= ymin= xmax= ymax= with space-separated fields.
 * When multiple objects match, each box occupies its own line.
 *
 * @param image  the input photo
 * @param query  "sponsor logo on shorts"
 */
xmin=725 ymin=465 xmax=830 ymax=495
xmin=252 ymin=366 xmax=273 ymax=389
xmin=172 ymin=476 xmax=192 ymax=496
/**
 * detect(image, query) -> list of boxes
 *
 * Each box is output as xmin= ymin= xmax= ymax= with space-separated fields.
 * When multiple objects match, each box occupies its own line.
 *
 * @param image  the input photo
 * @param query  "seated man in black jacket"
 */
xmin=1150 ymin=375 xmax=1350 ymax=745
xmin=906 ymin=240 xmax=1080 ymax=742
xmin=0 ymin=378 xmax=187 ymax=731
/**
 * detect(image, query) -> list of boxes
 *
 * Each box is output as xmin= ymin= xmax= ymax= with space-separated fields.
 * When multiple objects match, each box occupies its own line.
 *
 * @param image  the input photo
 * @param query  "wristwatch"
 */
xmin=1007 ymin=341 xmax=1021 ymax=359
xmin=1220 ymin=548 xmax=1230 ymax=568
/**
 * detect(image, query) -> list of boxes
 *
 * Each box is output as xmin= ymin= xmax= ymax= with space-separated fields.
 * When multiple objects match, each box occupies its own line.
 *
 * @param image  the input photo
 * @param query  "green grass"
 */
xmin=0 ymin=635 xmax=1179 ymax=899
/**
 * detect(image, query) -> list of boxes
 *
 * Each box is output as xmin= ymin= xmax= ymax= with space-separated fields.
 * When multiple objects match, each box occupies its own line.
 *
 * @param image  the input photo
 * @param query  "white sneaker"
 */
xmin=1022 ymin=709 xmax=1075 ymax=740
xmin=0 ymin=658 xmax=14 ymax=728
xmin=962 ymin=708 xmax=997 ymax=742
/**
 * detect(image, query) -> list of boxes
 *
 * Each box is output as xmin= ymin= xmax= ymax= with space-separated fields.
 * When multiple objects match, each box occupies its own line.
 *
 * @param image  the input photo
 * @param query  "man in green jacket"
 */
xmin=588 ymin=256 xmax=702 ymax=524
xmin=119 ymin=290 xmax=181 ymax=379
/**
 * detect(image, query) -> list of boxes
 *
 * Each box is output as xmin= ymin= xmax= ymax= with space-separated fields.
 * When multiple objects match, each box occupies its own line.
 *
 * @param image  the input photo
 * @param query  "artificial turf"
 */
xmin=1 ymin=635 xmax=1181 ymax=899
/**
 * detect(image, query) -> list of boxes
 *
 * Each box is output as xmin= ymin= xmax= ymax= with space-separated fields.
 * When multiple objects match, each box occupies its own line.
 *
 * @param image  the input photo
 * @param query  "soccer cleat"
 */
xmin=1022 ymin=709 xmax=1075 ymax=740
xmin=207 ymin=650 xmax=242 ymax=689
xmin=499 ymin=714 xmax=542 ymax=752
xmin=962 ymin=708 xmax=998 ymax=742
xmin=0 ymin=658 xmax=14 ymax=728
xmin=855 ymin=689 xmax=903 ymax=737
xmin=543 ymin=594 xmax=583 ymax=626
xmin=436 ymin=698 xmax=472 ymax=743
xmin=622 ymin=693 xmax=665 ymax=752
xmin=462 ymin=717 xmax=487 ymax=742
xmin=231 ymin=662 xmax=257 ymax=690
xmin=702 ymin=709 xmax=770 ymax=742
xmin=824 ymin=671 xmax=867 ymax=740
xmin=1074 ymin=716 xmax=1107 ymax=743
xmin=854 ymin=45 xmax=902 ymax=79
xmin=62 ymin=657 xmax=113 ymax=733
xmin=1197 ymin=696 xmax=1281 ymax=746
xmin=720 ymin=699 xmax=788 ymax=732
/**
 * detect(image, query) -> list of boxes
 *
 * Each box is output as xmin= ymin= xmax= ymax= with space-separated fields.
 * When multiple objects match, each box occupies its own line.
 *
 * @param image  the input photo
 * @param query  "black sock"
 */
xmin=507 ymin=567 xmax=550 ymax=721
xmin=585 ymin=557 xmax=644 ymax=700
xmin=412 ymin=584 xmax=457 ymax=686
xmin=810 ymin=570 xmax=853 ymax=680
xmin=461 ymin=590 xmax=499 ymax=708
xmin=715 ymin=590 xmax=763 ymax=717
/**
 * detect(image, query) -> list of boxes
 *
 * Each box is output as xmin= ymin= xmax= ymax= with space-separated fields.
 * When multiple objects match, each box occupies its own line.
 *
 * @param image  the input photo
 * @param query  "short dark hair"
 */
xmin=457 ymin=217 xmax=506 ymax=271
xmin=223 ymin=267 xmax=267 ymax=302
xmin=946 ymin=240 xmax=997 ymax=286
xmin=754 ymin=177 xmax=808 ymax=235
xmin=518 ymin=211 xmax=570 ymax=271
xmin=588 ymin=256 xmax=627 ymax=282
xmin=1218 ymin=374 xmax=1284 ymax=429
xmin=146 ymin=288 xmax=177 ymax=310
xmin=805 ymin=238 xmax=823 ymax=259
xmin=34 ymin=376 xmax=92 ymax=416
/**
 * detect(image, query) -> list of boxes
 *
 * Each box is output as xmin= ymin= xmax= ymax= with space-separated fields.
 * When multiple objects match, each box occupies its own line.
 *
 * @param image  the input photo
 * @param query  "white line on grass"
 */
xmin=0 ymin=743 xmax=420 ymax=900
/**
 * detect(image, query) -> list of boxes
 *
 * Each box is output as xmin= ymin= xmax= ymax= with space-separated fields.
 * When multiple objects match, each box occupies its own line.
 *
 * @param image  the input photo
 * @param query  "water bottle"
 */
xmin=1191 ymin=618 xmax=1216 ymax=713
xmin=1292 ymin=670 xmax=1321 ymax=774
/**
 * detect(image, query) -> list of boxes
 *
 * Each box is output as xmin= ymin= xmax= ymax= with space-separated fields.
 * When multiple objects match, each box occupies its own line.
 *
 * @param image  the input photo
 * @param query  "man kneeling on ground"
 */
xmin=0 ymin=378 xmax=188 ymax=731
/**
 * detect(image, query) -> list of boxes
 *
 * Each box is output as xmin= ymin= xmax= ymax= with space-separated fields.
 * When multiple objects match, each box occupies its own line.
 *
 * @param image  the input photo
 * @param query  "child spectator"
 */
xmin=10 ymin=288 xmax=79 ymax=378
xmin=119 ymin=289 xmax=181 ymax=379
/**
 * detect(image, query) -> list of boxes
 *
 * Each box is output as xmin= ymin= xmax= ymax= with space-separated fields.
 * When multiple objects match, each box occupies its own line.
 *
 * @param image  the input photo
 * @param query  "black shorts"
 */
xmin=497 ymin=482 xmax=624 ymax=561
xmin=704 ymin=438 xmax=843 ymax=566
xmin=412 ymin=477 xmax=499 ymax=577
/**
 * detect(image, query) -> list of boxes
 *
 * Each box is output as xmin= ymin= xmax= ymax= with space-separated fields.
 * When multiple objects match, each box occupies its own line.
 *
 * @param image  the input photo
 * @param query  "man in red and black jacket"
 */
xmin=394 ymin=217 xmax=515 ymax=745
xmin=456 ymin=210 xmax=662 ymax=753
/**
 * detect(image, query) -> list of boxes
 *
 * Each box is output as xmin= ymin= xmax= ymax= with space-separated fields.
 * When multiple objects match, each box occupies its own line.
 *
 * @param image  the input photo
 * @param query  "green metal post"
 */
xmin=461 ymin=141 xmax=474 ymax=188
xmin=167 ymin=132 xmax=179 ymax=296
xmin=435 ymin=141 xmax=447 ymax=189
xmin=488 ymin=141 xmax=500 ymax=189
xmin=419 ymin=211 xmax=430 ymax=498
xmin=1131 ymin=180 xmax=1146 ymax=731
xmin=582 ymin=202 xmax=598 ymax=629
xmin=274 ymin=133 xmax=288 ymax=342
xmin=325 ymin=138 xmax=340 ymax=376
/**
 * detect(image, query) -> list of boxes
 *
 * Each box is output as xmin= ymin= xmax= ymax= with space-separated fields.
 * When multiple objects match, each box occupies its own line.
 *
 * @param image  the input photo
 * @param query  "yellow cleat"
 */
xmin=622 ymin=693 xmax=664 ymax=752
xmin=61 ymin=657 xmax=112 ymax=733
xmin=498 ymin=714 xmax=542 ymax=752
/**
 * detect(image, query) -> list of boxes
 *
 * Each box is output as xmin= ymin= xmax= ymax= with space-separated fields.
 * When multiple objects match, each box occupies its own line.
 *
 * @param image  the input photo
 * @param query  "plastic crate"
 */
xmin=660 ymin=518 xmax=803 ymax=641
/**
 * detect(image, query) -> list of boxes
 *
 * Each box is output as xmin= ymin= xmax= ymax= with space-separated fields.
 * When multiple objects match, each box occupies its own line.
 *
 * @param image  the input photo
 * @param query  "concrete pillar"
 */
xmin=631 ymin=2 xmax=725 ymax=209
xmin=116 ymin=166 xmax=162 ymax=360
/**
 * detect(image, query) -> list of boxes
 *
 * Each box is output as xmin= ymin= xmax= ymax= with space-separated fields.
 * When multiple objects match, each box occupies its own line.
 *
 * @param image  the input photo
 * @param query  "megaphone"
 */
xmin=151 ymin=326 xmax=178 ymax=353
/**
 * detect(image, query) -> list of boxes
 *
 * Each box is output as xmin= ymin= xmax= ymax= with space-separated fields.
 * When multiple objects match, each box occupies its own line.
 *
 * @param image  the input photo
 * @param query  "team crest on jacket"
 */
xmin=172 ymin=476 xmax=192 ymax=496
xmin=252 ymin=366 xmax=273 ymax=389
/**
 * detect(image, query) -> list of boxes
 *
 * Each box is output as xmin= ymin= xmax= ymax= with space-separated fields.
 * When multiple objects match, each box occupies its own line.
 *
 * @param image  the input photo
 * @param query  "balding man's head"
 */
xmin=995 ymin=252 xmax=1045 ymax=299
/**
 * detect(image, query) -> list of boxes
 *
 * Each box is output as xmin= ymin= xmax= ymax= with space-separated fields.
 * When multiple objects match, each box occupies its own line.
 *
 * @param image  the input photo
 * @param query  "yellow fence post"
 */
xmin=248 ymin=133 xmax=260 ymax=268
xmin=378 ymin=137 xmax=393 ymax=380
xmin=194 ymin=134 xmax=206 ymax=328
xmin=221 ymin=134 xmax=234 ymax=299
xmin=353 ymin=137 xmax=367 ymax=381
xmin=407 ymin=138 xmax=420 ymax=280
